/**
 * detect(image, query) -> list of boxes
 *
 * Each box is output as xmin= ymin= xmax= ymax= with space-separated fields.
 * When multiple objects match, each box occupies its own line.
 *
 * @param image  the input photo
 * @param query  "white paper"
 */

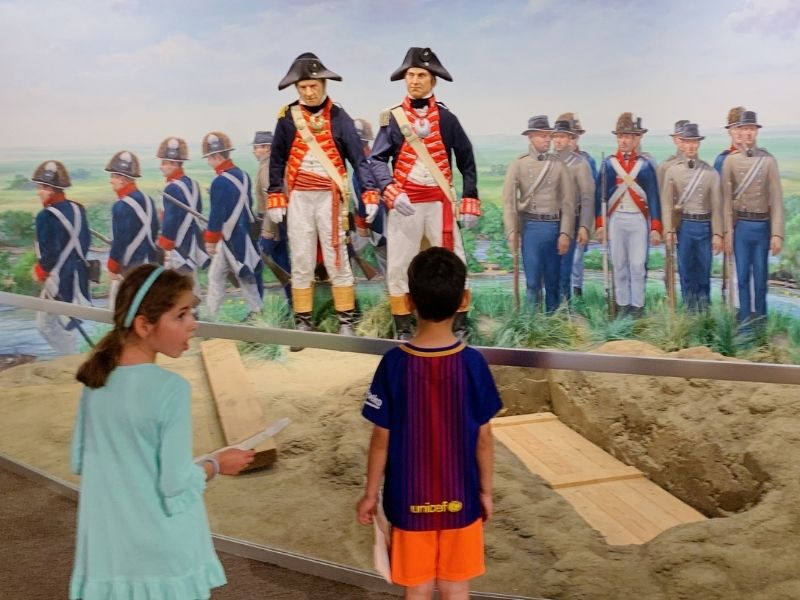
xmin=372 ymin=495 xmax=392 ymax=584
xmin=194 ymin=417 xmax=291 ymax=461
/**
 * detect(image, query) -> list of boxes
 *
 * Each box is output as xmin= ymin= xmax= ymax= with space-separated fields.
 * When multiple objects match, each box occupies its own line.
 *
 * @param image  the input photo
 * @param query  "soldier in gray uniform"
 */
xmin=661 ymin=124 xmax=723 ymax=311
xmin=502 ymin=115 xmax=575 ymax=312
xmin=656 ymin=120 xmax=689 ymax=185
xmin=721 ymin=111 xmax=784 ymax=322
xmin=551 ymin=118 xmax=594 ymax=303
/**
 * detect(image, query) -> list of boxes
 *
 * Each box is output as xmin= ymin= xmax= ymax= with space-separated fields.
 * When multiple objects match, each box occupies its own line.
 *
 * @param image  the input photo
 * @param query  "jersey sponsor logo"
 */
xmin=409 ymin=500 xmax=463 ymax=514
xmin=364 ymin=390 xmax=382 ymax=410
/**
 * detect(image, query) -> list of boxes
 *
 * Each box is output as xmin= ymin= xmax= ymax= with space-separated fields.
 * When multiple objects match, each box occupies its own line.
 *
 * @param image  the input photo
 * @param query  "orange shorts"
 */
xmin=390 ymin=519 xmax=485 ymax=587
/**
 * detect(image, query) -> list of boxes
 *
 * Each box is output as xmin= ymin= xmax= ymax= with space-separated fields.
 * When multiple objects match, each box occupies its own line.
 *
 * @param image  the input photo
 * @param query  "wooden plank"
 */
xmin=495 ymin=414 xmax=707 ymax=545
xmin=200 ymin=339 xmax=276 ymax=470
xmin=491 ymin=412 xmax=559 ymax=427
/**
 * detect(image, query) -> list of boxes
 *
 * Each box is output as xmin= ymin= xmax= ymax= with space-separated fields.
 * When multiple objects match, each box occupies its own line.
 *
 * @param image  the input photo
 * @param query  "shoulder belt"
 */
xmin=290 ymin=105 xmax=349 ymax=199
xmin=390 ymin=105 xmax=455 ymax=203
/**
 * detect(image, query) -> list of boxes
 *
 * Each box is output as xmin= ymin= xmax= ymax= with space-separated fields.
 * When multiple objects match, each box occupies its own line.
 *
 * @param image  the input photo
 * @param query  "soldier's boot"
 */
xmin=337 ymin=310 xmax=357 ymax=336
xmin=630 ymin=306 xmax=645 ymax=319
xmin=572 ymin=286 xmax=583 ymax=297
xmin=452 ymin=311 xmax=469 ymax=342
xmin=393 ymin=315 xmax=414 ymax=341
xmin=290 ymin=312 xmax=313 ymax=352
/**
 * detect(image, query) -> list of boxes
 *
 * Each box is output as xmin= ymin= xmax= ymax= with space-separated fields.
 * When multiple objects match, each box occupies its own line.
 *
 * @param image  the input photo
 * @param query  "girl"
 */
xmin=70 ymin=264 xmax=254 ymax=599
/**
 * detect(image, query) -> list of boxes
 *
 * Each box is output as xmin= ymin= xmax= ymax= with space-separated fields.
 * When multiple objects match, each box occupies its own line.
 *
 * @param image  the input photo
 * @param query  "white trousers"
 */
xmin=386 ymin=202 xmax=466 ymax=297
xmin=609 ymin=211 xmax=648 ymax=308
xmin=206 ymin=249 xmax=262 ymax=318
xmin=37 ymin=273 xmax=91 ymax=354
xmin=287 ymin=189 xmax=353 ymax=289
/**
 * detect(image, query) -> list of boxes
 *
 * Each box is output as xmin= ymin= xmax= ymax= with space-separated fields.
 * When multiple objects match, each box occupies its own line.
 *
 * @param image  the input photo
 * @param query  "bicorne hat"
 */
xmin=278 ymin=52 xmax=342 ymax=91
xmin=390 ymin=47 xmax=452 ymax=82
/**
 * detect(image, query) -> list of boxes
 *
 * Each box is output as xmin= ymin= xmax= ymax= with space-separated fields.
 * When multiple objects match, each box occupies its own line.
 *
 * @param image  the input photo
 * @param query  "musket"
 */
xmin=600 ymin=153 xmax=616 ymax=318
xmin=512 ymin=223 xmax=520 ymax=310
xmin=90 ymin=228 xmax=112 ymax=246
xmin=664 ymin=181 xmax=677 ymax=313
xmin=158 ymin=189 xmax=292 ymax=287
xmin=346 ymin=234 xmax=379 ymax=280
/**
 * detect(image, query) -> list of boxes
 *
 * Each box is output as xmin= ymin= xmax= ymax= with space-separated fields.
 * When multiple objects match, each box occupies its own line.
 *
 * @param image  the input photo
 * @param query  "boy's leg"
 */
xmin=437 ymin=579 xmax=470 ymax=600
xmin=404 ymin=580 xmax=435 ymax=600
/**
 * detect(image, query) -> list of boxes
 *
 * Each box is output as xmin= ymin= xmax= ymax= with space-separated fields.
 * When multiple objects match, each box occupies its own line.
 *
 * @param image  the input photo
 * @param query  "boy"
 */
xmin=357 ymin=247 xmax=502 ymax=600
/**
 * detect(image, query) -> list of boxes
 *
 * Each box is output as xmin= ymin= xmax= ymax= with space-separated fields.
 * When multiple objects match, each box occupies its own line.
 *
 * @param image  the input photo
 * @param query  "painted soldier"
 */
xmin=552 ymin=118 xmax=594 ymax=303
xmin=660 ymin=124 xmax=723 ymax=311
xmin=156 ymin=137 xmax=209 ymax=293
xmin=351 ymin=117 xmax=387 ymax=276
xmin=370 ymin=47 xmax=480 ymax=339
xmin=202 ymin=131 xmax=264 ymax=319
xmin=595 ymin=113 xmax=662 ymax=317
xmin=656 ymin=120 xmax=689 ymax=184
xmin=253 ymin=130 xmax=291 ymax=302
xmin=105 ymin=151 xmax=159 ymax=309
xmin=721 ymin=111 xmax=784 ymax=322
xmin=31 ymin=160 xmax=92 ymax=353
xmin=502 ymin=116 xmax=575 ymax=312
xmin=714 ymin=106 xmax=745 ymax=174
xmin=267 ymin=53 xmax=380 ymax=335
xmin=564 ymin=113 xmax=597 ymax=297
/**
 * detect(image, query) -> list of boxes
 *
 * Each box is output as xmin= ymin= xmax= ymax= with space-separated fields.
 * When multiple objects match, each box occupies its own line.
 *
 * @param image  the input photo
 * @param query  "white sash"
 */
xmin=675 ymin=163 xmax=707 ymax=210
xmin=608 ymin=156 xmax=645 ymax=210
xmin=290 ymin=105 xmax=350 ymax=200
xmin=43 ymin=203 xmax=84 ymax=299
xmin=167 ymin=179 xmax=208 ymax=270
xmin=733 ymin=156 xmax=766 ymax=200
xmin=219 ymin=171 xmax=260 ymax=273
xmin=121 ymin=194 xmax=156 ymax=266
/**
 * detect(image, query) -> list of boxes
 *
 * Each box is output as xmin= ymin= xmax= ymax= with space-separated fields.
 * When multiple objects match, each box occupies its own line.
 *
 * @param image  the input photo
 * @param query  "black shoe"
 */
xmin=337 ymin=310 xmax=357 ymax=336
xmin=393 ymin=315 xmax=414 ymax=341
xmin=290 ymin=312 xmax=313 ymax=352
xmin=572 ymin=286 xmax=583 ymax=297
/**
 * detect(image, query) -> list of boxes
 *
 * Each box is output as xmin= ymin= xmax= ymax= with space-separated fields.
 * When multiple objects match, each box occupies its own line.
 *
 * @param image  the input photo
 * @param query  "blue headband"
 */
xmin=124 ymin=267 xmax=165 ymax=328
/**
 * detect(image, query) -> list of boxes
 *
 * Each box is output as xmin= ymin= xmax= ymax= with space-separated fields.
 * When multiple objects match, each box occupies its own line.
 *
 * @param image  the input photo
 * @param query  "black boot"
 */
xmin=337 ymin=310 xmax=357 ymax=336
xmin=290 ymin=312 xmax=313 ymax=352
xmin=572 ymin=286 xmax=583 ymax=297
xmin=452 ymin=311 xmax=469 ymax=342
xmin=393 ymin=315 xmax=414 ymax=341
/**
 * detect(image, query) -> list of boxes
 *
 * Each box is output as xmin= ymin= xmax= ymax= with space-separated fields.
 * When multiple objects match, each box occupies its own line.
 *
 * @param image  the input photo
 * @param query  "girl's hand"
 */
xmin=216 ymin=448 xmax=256 ymax=475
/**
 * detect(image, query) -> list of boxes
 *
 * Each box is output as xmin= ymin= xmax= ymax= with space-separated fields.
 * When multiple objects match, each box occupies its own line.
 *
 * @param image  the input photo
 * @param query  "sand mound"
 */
xmin=0 ymin=341 xmax=798 ymax=599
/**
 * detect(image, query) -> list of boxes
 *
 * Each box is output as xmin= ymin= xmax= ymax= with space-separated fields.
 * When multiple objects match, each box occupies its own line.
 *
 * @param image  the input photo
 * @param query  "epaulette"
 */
xmin=380 ymin=105 xmax=401 ymax=127
xmin=277 ymin=105 xmax=289 ymax=119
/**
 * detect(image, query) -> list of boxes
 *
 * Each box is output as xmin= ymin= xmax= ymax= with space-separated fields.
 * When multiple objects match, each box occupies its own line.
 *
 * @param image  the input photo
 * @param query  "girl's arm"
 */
xmin=69 ymin=390 xmax=88 ymax=475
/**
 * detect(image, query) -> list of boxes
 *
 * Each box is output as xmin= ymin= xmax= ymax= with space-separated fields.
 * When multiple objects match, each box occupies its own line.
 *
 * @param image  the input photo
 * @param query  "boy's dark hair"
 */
xmin=407 ymin=247 xmax=466 ymax=321
xmin=76 ymin=264 xmax=193 ymax=389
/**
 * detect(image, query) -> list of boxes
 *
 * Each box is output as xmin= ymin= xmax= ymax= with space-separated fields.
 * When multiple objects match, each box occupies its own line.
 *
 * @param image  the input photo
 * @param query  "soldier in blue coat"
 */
xmin=202 ymin=131 xmax=264 ymax=319
xmin=594 ymin=113 xmax=662 ymax=317
xmin=105 ymin=151 xmax=159 ymax=309
xmin=351 ymin=117 xmax=387 ymax=276
xmin=31 ymin=160 xmax=92 ymax=353
xmin=156 ymin=137 xmax=209 ymax=294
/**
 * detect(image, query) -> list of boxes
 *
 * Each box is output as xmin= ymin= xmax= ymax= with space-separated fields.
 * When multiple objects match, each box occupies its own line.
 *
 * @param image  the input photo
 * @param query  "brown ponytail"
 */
xmin=76 ymin=264 xmax=194 ymax=388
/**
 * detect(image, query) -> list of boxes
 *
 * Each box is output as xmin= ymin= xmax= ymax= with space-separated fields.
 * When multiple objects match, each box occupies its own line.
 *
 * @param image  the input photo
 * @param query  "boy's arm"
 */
xmin=356 ymin=425 xmax=389 ymax=525
xmin=476 ymin=422 xmax=495 ymax=522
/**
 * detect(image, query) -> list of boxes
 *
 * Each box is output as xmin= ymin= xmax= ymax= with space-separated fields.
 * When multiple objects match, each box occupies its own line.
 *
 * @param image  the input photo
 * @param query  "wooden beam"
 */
xmin=200 ymin=339 xmax=276 ymax=470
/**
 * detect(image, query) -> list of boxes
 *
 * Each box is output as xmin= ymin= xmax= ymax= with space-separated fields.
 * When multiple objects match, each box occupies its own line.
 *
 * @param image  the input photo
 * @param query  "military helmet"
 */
xmin=156 ymin=137 xmax=189 ymax=161
xmin=31 ymin=160 xmax=71 ymax=189
xmin=612 ymin=112 xmax=641 ymax=135
xmin=353 ymin=118 xmax=374 ymax=142
xmin=278 ymin=52 xmax=342 ymax=91
xmin=202 ymin=131 xmax=235 ymax=158
xmin=252 ymin=131 xmax=274 ymax=146
xmin=105 ymin=151 xmax=141 ymax=178
xmin=725 ymin=106 xmax=745 ymax=129
xmin=390 ymin=47 xmax=453 ymax=82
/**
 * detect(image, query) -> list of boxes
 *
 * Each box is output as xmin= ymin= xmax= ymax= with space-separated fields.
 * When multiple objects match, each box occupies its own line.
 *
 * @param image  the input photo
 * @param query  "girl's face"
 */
xmin=148 ymin=290 xmax=198 ymax=358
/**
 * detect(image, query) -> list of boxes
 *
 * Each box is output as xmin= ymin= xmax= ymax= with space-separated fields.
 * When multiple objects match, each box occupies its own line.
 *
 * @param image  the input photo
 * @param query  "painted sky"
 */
xmin=1 ymin=0 xmax=798 ymax=149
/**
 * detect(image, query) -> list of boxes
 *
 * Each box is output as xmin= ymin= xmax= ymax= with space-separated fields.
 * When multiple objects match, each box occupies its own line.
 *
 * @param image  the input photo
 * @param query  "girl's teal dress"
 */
xmin=69 ymin=364 xmax=226 ymax=599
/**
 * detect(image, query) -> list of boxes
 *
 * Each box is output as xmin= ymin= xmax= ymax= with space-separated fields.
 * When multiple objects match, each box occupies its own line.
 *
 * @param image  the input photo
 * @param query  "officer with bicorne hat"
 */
xmin=370 ymin=46 xmax=480 ymax=339
xmin=267 ymin=52 xmax=380 ymax=336
xmin=156 ymin=137 xmax=209 ymax=294
xmin=31 ymin=160 xmax=92 ymax=353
